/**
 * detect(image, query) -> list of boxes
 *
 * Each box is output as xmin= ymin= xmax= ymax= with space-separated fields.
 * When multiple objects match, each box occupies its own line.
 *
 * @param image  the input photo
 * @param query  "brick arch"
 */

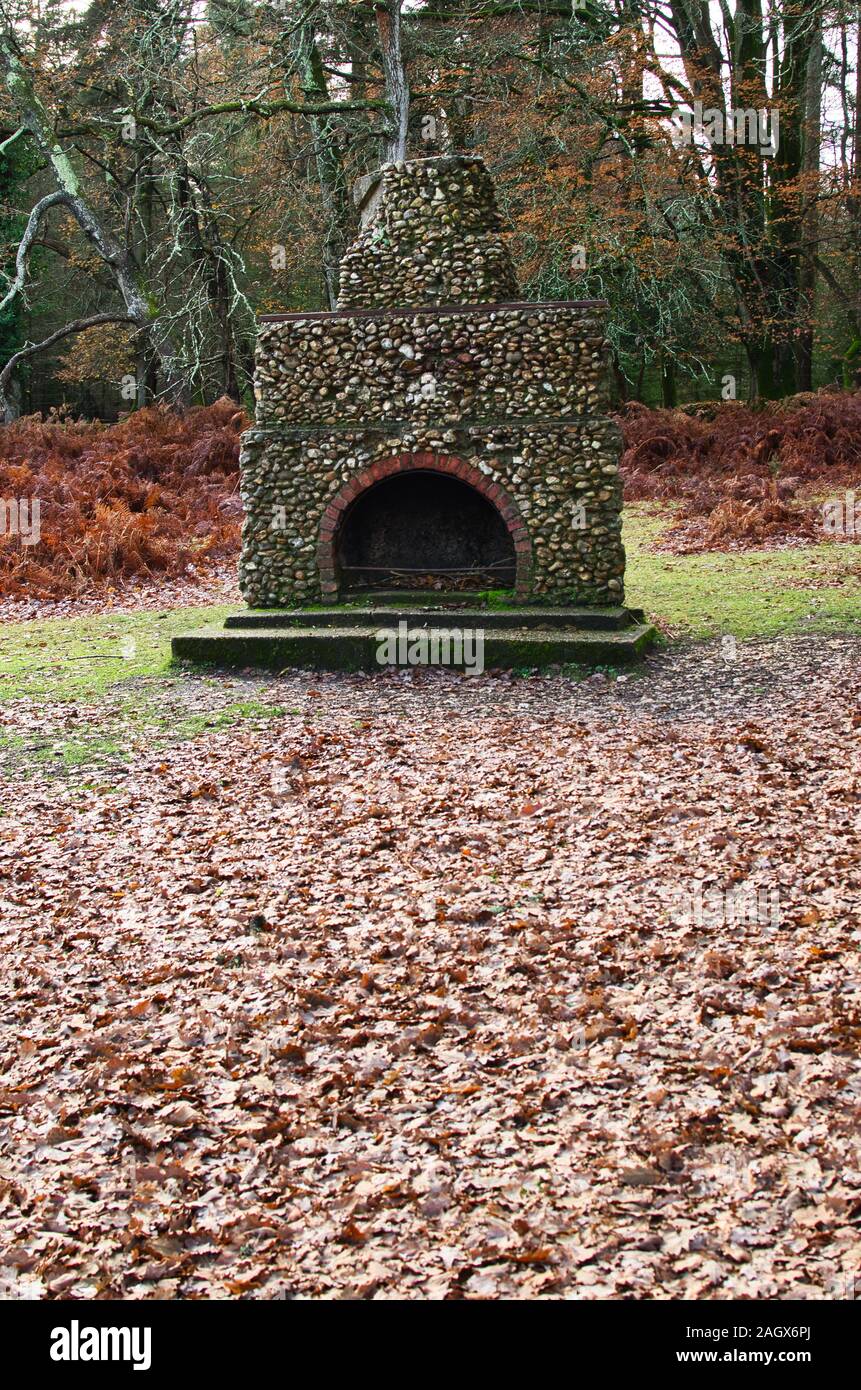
xmin=317 ymin=451 xmax=532 ymax=599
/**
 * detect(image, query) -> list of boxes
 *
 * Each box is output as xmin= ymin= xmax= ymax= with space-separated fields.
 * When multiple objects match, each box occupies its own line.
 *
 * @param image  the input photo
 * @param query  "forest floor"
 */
xmin=1 ymin=505 xmax=860 ymax=1300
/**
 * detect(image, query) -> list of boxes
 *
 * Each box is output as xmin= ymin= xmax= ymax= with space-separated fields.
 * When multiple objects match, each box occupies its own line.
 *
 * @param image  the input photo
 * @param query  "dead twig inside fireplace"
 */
xmin=340 ymin=560 xmax=517 ymax=592
xmin=340 ymin=560 xmax=515 ymax=575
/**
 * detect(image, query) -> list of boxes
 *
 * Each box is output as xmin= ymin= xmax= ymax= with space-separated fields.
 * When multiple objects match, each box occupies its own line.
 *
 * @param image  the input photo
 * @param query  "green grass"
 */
xmin=624 ymin=505 xmax=861 ymax=640
xmin=0 ymin=604 xmax=237 ymax=703
xmin=0 ymin=605 xmax=291 ymax=780
xmin=0 ymin=505 xmax=859 ymax=780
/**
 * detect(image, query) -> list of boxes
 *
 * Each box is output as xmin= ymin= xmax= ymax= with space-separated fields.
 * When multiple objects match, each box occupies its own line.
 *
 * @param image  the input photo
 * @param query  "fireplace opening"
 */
xmin=336 ymin=470 xmax=517 ymax=591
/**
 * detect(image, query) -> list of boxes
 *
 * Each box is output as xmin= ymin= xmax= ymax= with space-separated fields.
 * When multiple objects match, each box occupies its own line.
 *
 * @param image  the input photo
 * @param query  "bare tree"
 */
xmin=0 ymin=24 xmax=188 ymax=411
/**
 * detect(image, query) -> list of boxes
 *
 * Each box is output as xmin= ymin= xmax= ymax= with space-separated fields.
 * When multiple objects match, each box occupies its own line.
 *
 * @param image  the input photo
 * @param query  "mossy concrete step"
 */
xmin=347 ymin=589 xmax=493 ymax=606
xmin=172 ymin=621 xmax=657 ymax=671
xmin=225 ymin=605 xmax=640 ymax=632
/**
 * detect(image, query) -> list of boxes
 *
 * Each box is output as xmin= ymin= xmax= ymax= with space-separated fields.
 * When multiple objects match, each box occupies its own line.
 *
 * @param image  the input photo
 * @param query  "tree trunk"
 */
xmin=669 ymin=0 xmax=820 ymax=400
xmin=853 ymin=3 xmax=861 ymax=376
xmin=375 ymin=1 xmax=410 ymax=162
xmin=797 ymin=19 xmax=822 ymax=391
xmin=294 ymin=25 xmax=350 ymax=308
xmin=609 ymin=348 xmax=627 ymax=405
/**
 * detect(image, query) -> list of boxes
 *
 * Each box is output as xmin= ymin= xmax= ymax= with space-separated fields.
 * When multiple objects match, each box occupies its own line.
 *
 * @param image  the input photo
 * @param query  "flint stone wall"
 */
xmin=240 ymin=301 xmax=624 ymax=607
xmin=338 ymin=156 xmax=518 ymax=310
xmin=239 ymin=154 xmax=626 ymax=610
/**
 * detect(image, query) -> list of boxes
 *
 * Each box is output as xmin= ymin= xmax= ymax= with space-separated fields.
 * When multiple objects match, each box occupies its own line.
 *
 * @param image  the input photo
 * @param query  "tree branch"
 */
xmin=119 ymin=95 xmax=390 ymax=138
xmin=0 ymin=313 xmax=137 ymax=421
xmin=0 ymin=190 xmax=75 ymax=320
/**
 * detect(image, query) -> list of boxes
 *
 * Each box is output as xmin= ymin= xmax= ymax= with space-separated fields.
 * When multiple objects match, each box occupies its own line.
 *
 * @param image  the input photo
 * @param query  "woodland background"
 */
xmin=0 ymin=0 xmax=859 ymax=417
xmin=1 ymin=0 xmax=860 ymax=598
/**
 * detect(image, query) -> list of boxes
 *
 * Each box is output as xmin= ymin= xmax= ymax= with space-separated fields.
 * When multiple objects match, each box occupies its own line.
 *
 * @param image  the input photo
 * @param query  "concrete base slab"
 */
xmin=172 ymin=608 xmax=658 ymax=671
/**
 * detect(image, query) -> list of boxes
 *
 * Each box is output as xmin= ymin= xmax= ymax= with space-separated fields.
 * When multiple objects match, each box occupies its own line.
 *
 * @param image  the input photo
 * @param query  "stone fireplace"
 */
xmin=174 ymin=155 xmax=655 ymax=670
xmin=329 ymin=460 xmax=519 ymax=594
xmin=237 ymin=155 xmax=627 ymax=608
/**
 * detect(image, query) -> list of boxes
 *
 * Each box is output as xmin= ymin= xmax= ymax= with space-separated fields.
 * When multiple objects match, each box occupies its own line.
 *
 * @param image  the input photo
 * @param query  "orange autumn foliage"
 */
xmin=0 ymin=399 xmax=247 ymax=598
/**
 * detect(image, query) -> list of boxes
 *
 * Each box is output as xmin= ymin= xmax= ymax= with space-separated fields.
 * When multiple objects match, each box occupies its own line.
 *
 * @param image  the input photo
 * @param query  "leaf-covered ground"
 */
xmin=1 ymin=635 xmax=859 ymax=1300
